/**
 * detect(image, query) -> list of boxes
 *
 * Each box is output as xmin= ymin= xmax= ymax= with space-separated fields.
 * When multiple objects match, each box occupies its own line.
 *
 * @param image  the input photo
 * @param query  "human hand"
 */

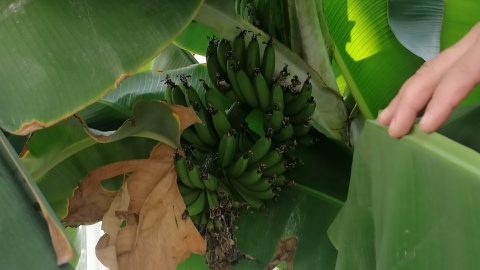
xmin=377 ymin=22 xmax=480 ymax=138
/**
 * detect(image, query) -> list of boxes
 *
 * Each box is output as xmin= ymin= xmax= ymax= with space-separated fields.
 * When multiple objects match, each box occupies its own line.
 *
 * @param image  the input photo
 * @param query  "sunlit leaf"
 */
xmin=324 ymin=0 xmax=424 ymax=119
xmin=175 ymin=21 xmax=222 ymax=56
xmin=152 ymin=44 xmax=198 ymax=71
xmin=0 ymin=0 xmax=203 ymax=135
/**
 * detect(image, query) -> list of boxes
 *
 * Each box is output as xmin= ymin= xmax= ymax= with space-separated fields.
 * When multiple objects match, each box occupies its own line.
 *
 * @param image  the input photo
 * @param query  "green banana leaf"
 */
xmin=152 ymin=44 xmax=198 ymax=71
xmin=174 ymin=21 xmax=222 ymax=56
xmin=324 ymin=0 xmax=424 ymax=119
xmin=388 ymin=0 xmax=444 ymax=60
xmin=195 ymin=0 xmax=349 ymax=142
xmin=329 ymin=120 xmax=480 ymax=269
xmin=0 ymin=132 xmax=74 ymax=269
xmin=0 ymin=0 xmax=202 ymax=135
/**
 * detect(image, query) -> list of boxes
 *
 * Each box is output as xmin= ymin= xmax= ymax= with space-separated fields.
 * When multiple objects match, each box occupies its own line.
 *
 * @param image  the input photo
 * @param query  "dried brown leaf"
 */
xmin=89 ymin=143 xmax=206 ymax=270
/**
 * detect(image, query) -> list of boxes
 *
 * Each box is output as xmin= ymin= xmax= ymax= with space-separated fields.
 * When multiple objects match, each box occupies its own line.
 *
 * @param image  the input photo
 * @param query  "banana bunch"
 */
xmin=166 ymin=29 xmax=314 ymax=225
xmin=234 ymin=0 xmax=289 ymax=46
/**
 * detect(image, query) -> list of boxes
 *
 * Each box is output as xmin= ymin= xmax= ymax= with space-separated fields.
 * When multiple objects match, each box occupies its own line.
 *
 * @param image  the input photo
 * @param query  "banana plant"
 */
xmin=1 ymin=0 xmax=480 ymax=269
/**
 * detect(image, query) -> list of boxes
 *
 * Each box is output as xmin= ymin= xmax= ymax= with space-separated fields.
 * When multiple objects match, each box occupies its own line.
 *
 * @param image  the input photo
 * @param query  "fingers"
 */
xmin=377 ymin=22 xmax=480 ymax=137
xmin=419 ymin=38 xmax=480 ymax=133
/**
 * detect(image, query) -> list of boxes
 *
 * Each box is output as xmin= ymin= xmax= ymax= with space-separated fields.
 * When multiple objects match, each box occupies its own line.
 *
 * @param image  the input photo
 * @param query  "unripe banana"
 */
xmin=226 ymin=150 xmax=252 ymax=178
xmin=178 ymin=183 xmax=195 ymax=196
xmin=167 ymin=80 xmax=187 ymax=106
xmin=201 ymin=171 xmax=219 ymax=192
xmin=236 ymin=164 xmax=266 ymax=186
xmin=253 ymin=68 xmax=270 ymax=111
xmin=272 ymin=174 xmax=287 ymax=186
xmin=261 ymin=36 xmax=275 ymax=85
xmin=201 ymin=79 xmax=225 ymax=112
xmin=181 ymin=75 xmax=205 ymax=110
xmin=269 ymin=83 xmax=284 ymax=111
xmin=226 ymin=52 xmax=248 ymax=103
xmin=246 ymin=32 xmax=261 ymax=79
xmin=182 ymin=188 xmax=202 ymax=206
xmin=163 ymin=76 xmax=174 ymax=104
xmin=284 ymin=74 xmax=312 ymax=116
xmin=174 ymin=150 xmax=195 ymax=189
xmin=235 ymin=65 xmax=259 ymax=108
xmin=248 ymin=128 xmax=273 ymax=165
xmin=230 ymin=180 xmax=264 ymax=209
xmin=272 ymin=117 xmax=294 ymax=142
xmin=206 ymin=189 xmax=220 ymax=210
xmin=232 ymin=29 xmax=247 ymax=69
xmin=187 ymin=160 xmax=206 ymax=189
xmin=262 ymin=158 xmax=295 ymax=177
xmin=186 ymin=190 xmax=206 ymax=216
xmin=247 ymin=176 xmax=274 ymax=192
xmin=217 ymin=38 xmax=232 ymax=76
xmin=293 ymin=118 xmax=313 ymax=137
xmin=206 ymin=36 xmax=225 ymax=87
xmin=283 ymin=75 xmax=302 ymax=105
xmin=265 ymin=104 xmax=283 ymax=132
xmin=192 ymin=105 xmax=219 ymax=146
xmin=243 ymin=185 xmax=280 ymax=200
xmin=181 ymin=128 xmax=210 ymax=151
xmin=217 ymin=129 xmax=237 ymax=168
xmin=249 ymin=145 xmax=286 ymax=169
xmin=297 ymin=133 xmax=321 ymax=146
xmin=208 ymin=105 xmax=232 ymax=139
xmin=289 ymin=96 xmax=316 ymax=125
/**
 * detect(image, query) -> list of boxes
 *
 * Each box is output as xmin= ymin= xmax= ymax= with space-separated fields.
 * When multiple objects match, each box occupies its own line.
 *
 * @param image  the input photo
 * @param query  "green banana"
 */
xmin=253 ymin=68 xmax=270 ymax=111
xmin=232 ymin=29 xmax=247 ymax=69
xmin=201 ymin=171 xmax=219 ymax=192
xmin=289 ymin=96 xmax=316 ymax=125
xmin=163 ymin=76 xmax=174 ymax=104
xmin=186 ymin=190 xmax=206 ymax=216
xmin=283 ymin=75 xmax=302 ymax=104
xmin=269 ymin=83 xmax=284 ymax=111
xmin=272 ymin=174 xmax=287 ymax=186
xmin=217 ymin=129 xmax=237 ymax=168
xmin=217 ymin=38 xmax=232 ymax=76
xmin=248 ymin=128 xmax=273 ymax=165
xmin=266 ymin=103 xmax=283 ymax=132
xmin=261 ymin=36 xmax=275 ymax=84
xmin=297 ymin=133 xmax=320 ymax=146
xmin=226 ymin=150 xmax=252 ymax=178
xmin=235 ymin=65 xmax=259 ymax=108
xmin=192 ymin=105 xmax=219 ymax=146
xmin=206 ymin=189 xmax=220 ymax=210
xmin=226 ymin=52 xmax=248 ymax=103
xmin=230 ymin=180 xmax=264 ymax=209
xmin=167 ymin=80 xmax=187 ymax=106
xmin=187 ymin=160 xmax=206 ymax=189
xmin=208 ymin=105 xmax=232 ymax=139
xmin=181 ymin=75 xmax=205 ymax=110
xmin=182 ymin=188 xmax=202 ymax=206
xmin=242 ymin=185 xmax=279 ymax=200
xmin=178 ymin=183 xmax=195 ymax=196
xmin=181 ymin=128 xmax=210 ymax=151
xmin=249 ymin=145 xmax=285 ymax=169
xmin=262 ymin=158 xmax=295 ymax=177
xmin=174 ymin=150 xmax=195 ymax=189
xmin=246 ymin=176 xmax=274 ymax=192
xmin=246 ymin=32 xmax=261 ymax=79
xmin=284 ymin=74 xmax=312 ymax=116
xmin=236 ymin=164 xmax=266 ymax=186
xmin=201 ymin=79 xmax=225 ymax=111
xmin=293 ymin=118 xmax=313 ymax=137
xmin=272 ymin=117 xmax=294 ymax=142
xmin=206 ymin=36 xmax=224 ymax=87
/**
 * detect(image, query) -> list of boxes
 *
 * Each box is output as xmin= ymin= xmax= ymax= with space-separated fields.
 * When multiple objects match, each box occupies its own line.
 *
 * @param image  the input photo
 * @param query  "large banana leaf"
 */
xmin=0 ymin=132 xmax=74 ymax=269
xmin=329 ymin=120 xmax=480 ymax=269
xmin=0 ymin=0 xmax=202 ymax=135
xmin=195 ymin=0 xmax=349 ymax=142
xmin=324 ymin=0 xmax=424 ymax=119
